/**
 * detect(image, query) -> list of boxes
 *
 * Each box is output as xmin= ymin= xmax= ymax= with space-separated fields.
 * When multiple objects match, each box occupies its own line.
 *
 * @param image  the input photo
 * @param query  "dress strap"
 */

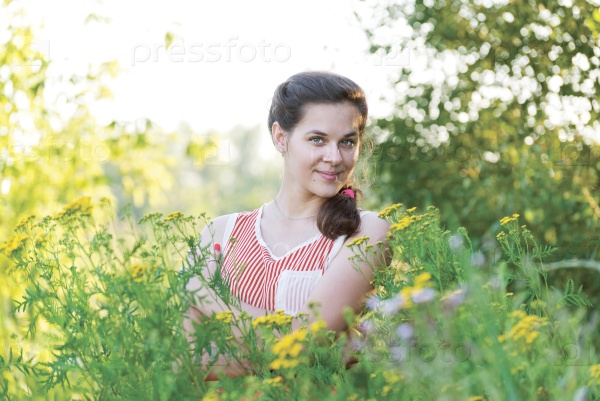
xmin=222 ymin=212 xmax=240 ymax=254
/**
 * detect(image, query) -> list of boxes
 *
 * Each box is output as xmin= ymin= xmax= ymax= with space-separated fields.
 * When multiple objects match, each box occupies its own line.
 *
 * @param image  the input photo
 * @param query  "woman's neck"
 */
xmin=272 ymin=193 xmax=322 ymax=220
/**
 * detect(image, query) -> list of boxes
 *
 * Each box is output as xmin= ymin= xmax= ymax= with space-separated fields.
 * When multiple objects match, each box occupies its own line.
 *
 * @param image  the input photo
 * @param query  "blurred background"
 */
xmin=1 ymin=0 xmax=599 ymax=300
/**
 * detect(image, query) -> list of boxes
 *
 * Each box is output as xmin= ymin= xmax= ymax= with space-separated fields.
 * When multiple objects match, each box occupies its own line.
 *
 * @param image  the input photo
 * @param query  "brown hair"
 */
xmin=267 ymin=71 xmax=370 ymax=241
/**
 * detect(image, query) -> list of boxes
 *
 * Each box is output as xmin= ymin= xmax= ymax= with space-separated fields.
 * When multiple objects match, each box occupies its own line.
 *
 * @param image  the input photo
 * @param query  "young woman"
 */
xmin=183 ymin=71 xmax=393 ymax=380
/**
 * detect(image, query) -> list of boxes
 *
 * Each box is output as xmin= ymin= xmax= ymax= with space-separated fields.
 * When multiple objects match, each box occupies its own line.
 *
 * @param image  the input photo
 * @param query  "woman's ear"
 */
xmin=271 ymin=122 xmax=287 ymax=154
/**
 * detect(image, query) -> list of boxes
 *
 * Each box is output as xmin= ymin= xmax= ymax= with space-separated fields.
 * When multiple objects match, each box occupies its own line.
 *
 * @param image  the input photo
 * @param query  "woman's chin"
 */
xmin=312 ymin=186 xmax=343 ymax=199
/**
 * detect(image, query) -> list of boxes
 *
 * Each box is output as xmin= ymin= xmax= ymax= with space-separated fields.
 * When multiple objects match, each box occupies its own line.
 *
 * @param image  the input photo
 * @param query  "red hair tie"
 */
xmin=340 ymin=189 xmax=355 ymax=199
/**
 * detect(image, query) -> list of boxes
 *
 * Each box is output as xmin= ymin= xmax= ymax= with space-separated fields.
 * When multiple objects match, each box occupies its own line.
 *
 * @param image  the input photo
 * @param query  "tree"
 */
xmin=359 ymin=0 xmax=600 ymax=272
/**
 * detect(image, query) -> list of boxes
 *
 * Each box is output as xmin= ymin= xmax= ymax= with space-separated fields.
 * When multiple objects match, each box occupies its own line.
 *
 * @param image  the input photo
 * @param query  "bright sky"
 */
xmin=12 ymin=0 xmax=598 ymax=152
xmin=19 ymin=0 xmax=399 ymax=147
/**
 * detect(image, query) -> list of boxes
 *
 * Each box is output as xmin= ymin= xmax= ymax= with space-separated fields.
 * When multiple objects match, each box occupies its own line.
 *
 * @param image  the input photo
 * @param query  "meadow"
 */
xmin=1 ymin=197 xmax=598 ymax=400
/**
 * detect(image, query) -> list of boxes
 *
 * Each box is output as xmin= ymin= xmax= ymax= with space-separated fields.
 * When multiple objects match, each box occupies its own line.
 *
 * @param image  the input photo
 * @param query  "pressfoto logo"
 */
xmin=6 ymin=137 xmax=112 ymax=163
xmin=372 ymin=36 xmax=410 ymax=67
xmin=12 ymin=38 xmax=51 ymax=67
xmin=131 ymin=36 xmax=292 ymax=66
xmin=191 ymin=135 xmax=231 ymax=166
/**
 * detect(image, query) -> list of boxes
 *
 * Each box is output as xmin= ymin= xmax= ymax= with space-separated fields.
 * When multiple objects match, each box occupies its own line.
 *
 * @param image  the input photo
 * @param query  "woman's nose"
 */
xmin=323 ymin=145 xmax=342 ymax=163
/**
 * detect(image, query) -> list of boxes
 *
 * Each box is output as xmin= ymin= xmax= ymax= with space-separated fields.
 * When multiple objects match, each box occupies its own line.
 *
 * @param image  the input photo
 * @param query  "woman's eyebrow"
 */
xmin=304 ymin=130 xmax=358 ymax=137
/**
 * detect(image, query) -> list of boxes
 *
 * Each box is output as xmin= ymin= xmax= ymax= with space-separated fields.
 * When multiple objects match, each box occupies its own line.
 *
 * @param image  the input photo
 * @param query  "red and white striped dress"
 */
xmin=218 ymin=203 xmax=376 ymax=316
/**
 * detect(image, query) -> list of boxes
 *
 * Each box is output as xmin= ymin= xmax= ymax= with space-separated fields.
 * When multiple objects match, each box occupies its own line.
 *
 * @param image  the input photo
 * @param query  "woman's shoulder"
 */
xmin=202 ymin=207 xmax=259 ymax=242
xmin=200 ymin=213 xmax=239 ymax=246
xmin=355 ymin=209 xmax=391 ymax=242
xmin=205 ymin=213 xmax=234 ymax=229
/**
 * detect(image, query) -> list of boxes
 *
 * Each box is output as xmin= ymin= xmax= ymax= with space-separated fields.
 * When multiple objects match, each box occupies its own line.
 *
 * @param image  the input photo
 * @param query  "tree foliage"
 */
xmin=361 ymin=0 xmax=600 ymax=269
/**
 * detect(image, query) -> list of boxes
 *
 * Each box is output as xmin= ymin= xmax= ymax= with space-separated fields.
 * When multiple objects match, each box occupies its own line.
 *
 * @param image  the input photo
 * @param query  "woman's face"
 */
xmin=276 ymin=102 xmax=362 ymax=198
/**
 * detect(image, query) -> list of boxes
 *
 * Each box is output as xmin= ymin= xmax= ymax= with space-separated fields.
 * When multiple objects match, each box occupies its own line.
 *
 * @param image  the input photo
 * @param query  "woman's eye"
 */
xmin=309 ymin=137 xmax=355 ymax=146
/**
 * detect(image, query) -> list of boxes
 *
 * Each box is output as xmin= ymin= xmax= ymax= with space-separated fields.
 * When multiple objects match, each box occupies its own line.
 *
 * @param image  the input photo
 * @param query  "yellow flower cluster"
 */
xmin=378 ymin=203 xmax=403 ymax=218
xmin=413 ymin=272 xmax=432 ymax=287
xmin=131 ymin=263 xmax=155 ymax=283
xmin=269 ymin=329 xmax=307 ymax=370
xmin=399 ymin=272 xmax=434 ymax=308
xmin=251 ymin=310 xmax=292 ymax=329
xmin=0 ymin=234 xmax=29 ymax=257
xmin=468 ymin=396 xmax=487 ymax=401
xmin=54 ymin=197 xmax=93 ymax=220
xmin=346 ymin=235 xmax=370 ymax=248
xmin=390 ymin=214 xmax=423 ymax=232
xmin=263 ymin=376 xmax=283 ymax=385
xmin=99 ymin=197 xmax=112 ymax=206
xmin=500 ymin=214 xmax=520 ymax=226
xmin=164 ymin=212 xmax=184 ymax=222
xmin=310 ymin=320 xmax=327 ymax=333
xmin=15 ymin=214 xmax=36 ymax=230
xmin=215 ymin=311 xmax=234 ymax=324
xmin=382 ymin=370 xmax=403 ymax=385
xmin=498 ymin=310 xmax=548 ymax=346
xmin=510 ymin=362 xmax=526 ymax=375
xmin=589 ymin=364 xmax=600 ymax=386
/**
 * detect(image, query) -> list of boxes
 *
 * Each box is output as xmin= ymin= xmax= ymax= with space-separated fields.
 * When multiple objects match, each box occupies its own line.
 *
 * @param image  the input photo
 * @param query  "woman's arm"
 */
xmin=291 ymin=214 xmax=393 ymax=334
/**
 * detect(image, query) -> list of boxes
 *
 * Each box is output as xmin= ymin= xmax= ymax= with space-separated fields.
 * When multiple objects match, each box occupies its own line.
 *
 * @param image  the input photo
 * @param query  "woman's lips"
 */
xmin=317 ymin=171 xmax=338 ymax=181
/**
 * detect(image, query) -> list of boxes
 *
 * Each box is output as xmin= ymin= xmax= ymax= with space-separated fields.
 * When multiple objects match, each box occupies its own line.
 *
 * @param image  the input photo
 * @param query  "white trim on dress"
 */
xmin=222 ymin=212 xmax=240 ymax=255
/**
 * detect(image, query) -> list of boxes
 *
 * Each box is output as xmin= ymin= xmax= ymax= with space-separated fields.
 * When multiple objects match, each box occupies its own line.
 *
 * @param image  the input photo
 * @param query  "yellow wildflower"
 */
xmin=589 ymin=364 xmax=600 ymax=386
xmin=390 ymin=215 xmax=419 ymax=231
xmin=270 ymin=329 xmax=308 ymax=370
xmin=131 ymin=263 xmax=153 ymax=282
xmin=378 ymin=203 xmax=403 ymax=218
xmin=54 ymin=196 xmax=93 ymax=220
xmin=310 ymin=320 xmax=327 ymax=333
xmin=201 ymin=393 xmax=219 ymax=401
xmin=406 ymin=207 xmax=417 ymax=213
xmin=499 ymin=310 xmax=548 ymax=350
xmin=0 ymin=234 xmax=29 ymax=257
xmin=215 ymin=311 xmax=234 ymax=324
xmin=164 ymin=212 xmax=184 ymax=222
xmin=468 ymin=396 xmax=487 ymax=401
xmin=347 ymin=235 xmax=370 ymax=248
xmin=510 ymin=362 xmax=526 ymax=375
xmin=500 ymin=213 xmax=519 ymax=226
xmin=264 ymin=376 xmax=283 ymax=385
xmin=382 ymin=370 xmax=403 ymax=384
xmin=413 ymin=272 xmax=432 ymax=288
xmin=15 ymin=214 xmax=36 ymax=230
xmin=252 ymin=310 xmax=292 ymax=328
